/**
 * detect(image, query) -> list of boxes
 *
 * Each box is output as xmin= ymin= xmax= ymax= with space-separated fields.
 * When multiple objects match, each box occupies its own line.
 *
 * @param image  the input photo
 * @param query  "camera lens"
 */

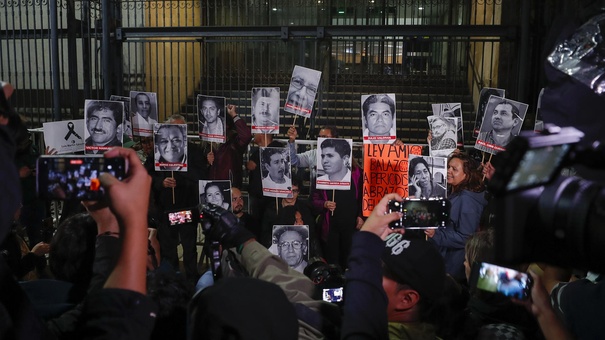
xmin=498 ymin=176 xmax=605 ymax=273
xmin=539 ymin=177 xmax=605 ymax=272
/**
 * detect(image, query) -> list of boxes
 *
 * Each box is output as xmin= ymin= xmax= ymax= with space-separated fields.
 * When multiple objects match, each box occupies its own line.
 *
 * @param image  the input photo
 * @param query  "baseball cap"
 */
xmin=382 ymin=234 xmax=446 ymax=301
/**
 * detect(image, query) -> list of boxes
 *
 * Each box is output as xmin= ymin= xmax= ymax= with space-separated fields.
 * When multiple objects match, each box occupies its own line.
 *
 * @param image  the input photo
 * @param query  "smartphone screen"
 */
xmin=168 ymin=210 xmax=193 ymax=226
xmin=37 ymin=156 xmax=125 ymax=200
xmin=390 ymin=199 xmax=450 ymax=229
xmin=472 ymin=262 xmax=531 ymax=300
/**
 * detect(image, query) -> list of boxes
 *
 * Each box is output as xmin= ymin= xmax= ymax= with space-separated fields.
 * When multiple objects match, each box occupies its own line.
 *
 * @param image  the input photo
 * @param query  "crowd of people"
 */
xmin=1 ymin=64 xmax=604 ymax=340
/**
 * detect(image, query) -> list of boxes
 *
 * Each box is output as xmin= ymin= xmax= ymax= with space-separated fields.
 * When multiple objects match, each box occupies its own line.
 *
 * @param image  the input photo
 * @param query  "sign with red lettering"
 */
xmin=362 ymin=144 xmax=423 ymax=216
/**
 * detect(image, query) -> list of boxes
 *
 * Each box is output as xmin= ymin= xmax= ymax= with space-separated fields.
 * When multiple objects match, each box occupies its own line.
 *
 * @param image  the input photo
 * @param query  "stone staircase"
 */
xmin=182 ymin=73 xmax=475 ymax=145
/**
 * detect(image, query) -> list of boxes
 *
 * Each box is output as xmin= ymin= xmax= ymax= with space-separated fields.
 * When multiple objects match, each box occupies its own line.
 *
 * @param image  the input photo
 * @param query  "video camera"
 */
xmin=197 ymin=203 xmax=227 ymax=279
xmin=488 ymin=125 xmax=605 ymax=273
xmin=304 ymin=258 xmax=346 ymax=304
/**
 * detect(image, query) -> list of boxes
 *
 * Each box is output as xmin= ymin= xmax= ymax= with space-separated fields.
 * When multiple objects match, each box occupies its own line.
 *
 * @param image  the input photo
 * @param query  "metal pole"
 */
xmin=50 ymin=0 xmax=61 ymax=120
xmin=102 ymin=0 xmax=111 ymax=99
xmin=67 ymin=0 xmax=79 ymax=118
xmin=517 ymin=0 xmax=530 ymax=103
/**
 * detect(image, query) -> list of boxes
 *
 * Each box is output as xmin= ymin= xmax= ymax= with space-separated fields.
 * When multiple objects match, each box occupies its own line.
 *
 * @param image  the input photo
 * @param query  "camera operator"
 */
xmin=192 ymin=204 xmax=341 ymax=339
xmin=341 ymin=193 xmax=448 ymax=339
xmin=485 ymin=4 xmax=605 ymax=338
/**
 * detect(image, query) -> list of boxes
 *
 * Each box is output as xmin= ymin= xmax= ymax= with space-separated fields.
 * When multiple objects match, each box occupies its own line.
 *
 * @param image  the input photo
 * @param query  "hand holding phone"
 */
xmin=359 ymin=193 xmax=405 ymax=239
xmin=470 ymin=262 xmax=532 ymax=301
xmin=98 ymin=147 xmax=152 ymax=294
xmin=388 ymin=198 xmax=450 ymax=229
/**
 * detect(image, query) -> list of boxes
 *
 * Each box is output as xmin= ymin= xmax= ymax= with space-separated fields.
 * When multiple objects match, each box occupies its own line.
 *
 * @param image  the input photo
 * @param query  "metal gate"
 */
xmin=1 ymin=0 xmax=527 ymax=144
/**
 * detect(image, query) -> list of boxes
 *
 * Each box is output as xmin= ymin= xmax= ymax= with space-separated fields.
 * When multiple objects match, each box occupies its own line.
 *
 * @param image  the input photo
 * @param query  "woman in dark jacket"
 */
xmin=425 ymin=152 xmax=487 ymax=282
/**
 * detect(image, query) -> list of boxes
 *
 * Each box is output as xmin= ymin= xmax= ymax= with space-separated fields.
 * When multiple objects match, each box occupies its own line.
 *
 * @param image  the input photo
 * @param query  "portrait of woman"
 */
xmin=408 ymin=155 xmax=447 ymax=199
xmin=199 ymin=180 xmax=232 ymax=210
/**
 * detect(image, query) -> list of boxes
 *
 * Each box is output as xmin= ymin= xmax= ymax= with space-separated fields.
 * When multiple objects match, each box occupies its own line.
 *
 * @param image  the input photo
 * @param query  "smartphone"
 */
xmin=40 ymin=217 xmax=55 ymax=243
xmin=166 ymin=207 xmax=199 ymax=226
xmin=322 ymin=287 xmax=344 ymax=303
xmin=470 ymin=262 xmax=532 ymax=300
xmin=388 ymin=198 xmax=450 ymax=229
xmin=37 ymin=155 xmax=126 ymax=200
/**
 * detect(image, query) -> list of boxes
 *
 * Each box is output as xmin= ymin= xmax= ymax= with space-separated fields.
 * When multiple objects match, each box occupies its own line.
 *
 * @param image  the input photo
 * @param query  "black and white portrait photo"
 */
xmin=408 ymin=155 xmax=447 ymax=199
xmin=475 ymin=96 xmax=528 ymax=154
xmin=269 ymin=225 xmax=309 ymax=273
xmin=84 ymin=100 xmax=124 ymax=154
xmin=130 ymin=91 xmax=159 ymax=137
xmin=251 ymin=87 xmax=280 ymax=134
xmin=431 ymin=102 xmax=463 ymax=147
xmin=197 ymin=95 xmax=227 ymax=143
xmin=316 ymin=138 xmax=353 ymax=190
xmin=198 ymin=180 xmax=232 ymax=210
xmin=472 ymin=87 xmax=505 ymax=138
xmin=427 ymin=115 xmax=457 ymax=158
xmin=361 ymin=94 xmax=397 ymax=144
xmin=153 ymin=123 xmax=188 ymax=172
xmin=110 ymin=95 xmax=133 ymax=139
xmin=260 ymin=146 xmax=292 ymax=198
xmin=284 ymin=65 xmax=322 ymax=118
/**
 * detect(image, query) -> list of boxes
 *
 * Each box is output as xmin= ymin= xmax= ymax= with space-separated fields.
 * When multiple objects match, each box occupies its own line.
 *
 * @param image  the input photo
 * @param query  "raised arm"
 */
xmin=287 ymin=126 xmax=300 ymax=166
xmin=341 ymin=193 xmax=404 ymax=339
xmin=99 ymin=147 xmax=151 ymax=294
xmin=229 ymin=105 xmax=252 ymax=149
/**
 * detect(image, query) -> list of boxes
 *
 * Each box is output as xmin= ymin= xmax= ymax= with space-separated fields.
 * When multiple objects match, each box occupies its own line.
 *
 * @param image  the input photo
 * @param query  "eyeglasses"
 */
xmin=278 ymin=240 xmax=303 ymax=249
xmin=158 ymin=138 xmax=183 ymax=147
xmin=290 ymin=78 xmax=317 ymax=96
xmin=291 ymin=189 xmax=300 ymax=193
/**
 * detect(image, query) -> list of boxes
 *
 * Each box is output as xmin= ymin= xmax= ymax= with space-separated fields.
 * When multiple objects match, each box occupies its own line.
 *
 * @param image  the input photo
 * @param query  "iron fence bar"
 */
xmin=50 ymin=0 xmax=61 ymax=120
xmin=67 ymin=0 xmax=79 ymax=118
xmin=102 ymin=0 xmax=111 ymax=99
xmin=517 ymin=0 xmax=530 ymax=104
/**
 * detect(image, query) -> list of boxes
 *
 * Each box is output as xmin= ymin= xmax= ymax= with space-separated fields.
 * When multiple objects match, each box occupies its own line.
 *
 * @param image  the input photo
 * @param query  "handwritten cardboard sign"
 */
xmin=362 ymin=143 xmax=423 ymax=216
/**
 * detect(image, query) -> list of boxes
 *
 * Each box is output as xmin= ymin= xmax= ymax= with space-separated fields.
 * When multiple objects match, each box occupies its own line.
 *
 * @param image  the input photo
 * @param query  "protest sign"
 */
xmin=362 ymin=143 xmax=423 ymax=216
